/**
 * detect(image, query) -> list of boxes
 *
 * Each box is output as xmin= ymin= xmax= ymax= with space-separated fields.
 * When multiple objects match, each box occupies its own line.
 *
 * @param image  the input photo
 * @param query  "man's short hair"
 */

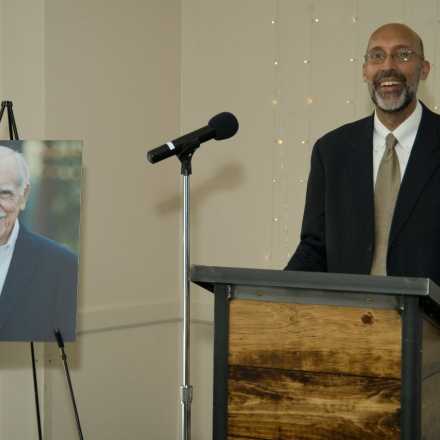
xmin=0 ymin=146 xmax=30 ymax=192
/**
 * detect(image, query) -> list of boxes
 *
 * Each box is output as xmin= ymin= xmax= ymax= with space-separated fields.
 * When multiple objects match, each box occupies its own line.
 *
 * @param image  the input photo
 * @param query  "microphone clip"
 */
xmin=178 ymin=139 xmax=200 ymax=176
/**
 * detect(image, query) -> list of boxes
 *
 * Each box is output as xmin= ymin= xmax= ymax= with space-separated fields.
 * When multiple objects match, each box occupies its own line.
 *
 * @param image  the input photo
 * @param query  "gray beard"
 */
xmin=371 ymin=86 xmax=414 ymax=113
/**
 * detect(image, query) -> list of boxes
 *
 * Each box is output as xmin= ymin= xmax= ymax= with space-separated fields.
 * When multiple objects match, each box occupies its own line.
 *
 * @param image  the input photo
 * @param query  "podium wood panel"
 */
xmin=227 ymin=298 xmax=402 ymax=439
xmin=228 ymin=365 xmax=400 ymax=440
xmin=422 ymin=319 xmax=440 ymax=439
xmin=229 ymin=299 xmax=402 ymax=378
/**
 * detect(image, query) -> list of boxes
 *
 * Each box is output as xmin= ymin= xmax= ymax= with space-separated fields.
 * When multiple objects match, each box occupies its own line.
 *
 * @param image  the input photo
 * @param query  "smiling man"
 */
xmin=0 ymin=147 xmax=30 ymax=246
xmin=363 ymin=24 xmax=430 ymax=127
xmin=286 ymin=23 xmax=440 ymax=284
xmin=0 ymin=146 xmax=78 ymax=341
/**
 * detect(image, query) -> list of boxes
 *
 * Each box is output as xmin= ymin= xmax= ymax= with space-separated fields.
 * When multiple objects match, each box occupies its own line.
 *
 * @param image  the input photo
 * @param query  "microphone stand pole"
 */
xmin=178 ymin=141 xmax=199 ymax=440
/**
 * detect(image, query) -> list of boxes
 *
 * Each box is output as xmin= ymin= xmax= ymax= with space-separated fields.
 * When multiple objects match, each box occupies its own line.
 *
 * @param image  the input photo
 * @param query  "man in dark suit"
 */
xmin=0 ymin=146 xmax=78 ymax=341
xmin=285 ymin=23 xmax=440 ymax=285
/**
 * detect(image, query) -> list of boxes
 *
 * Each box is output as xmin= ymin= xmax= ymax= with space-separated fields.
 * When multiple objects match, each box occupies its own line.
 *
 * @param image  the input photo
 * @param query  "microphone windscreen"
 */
xmin=208 ymin=112 xmax=239 ymax=140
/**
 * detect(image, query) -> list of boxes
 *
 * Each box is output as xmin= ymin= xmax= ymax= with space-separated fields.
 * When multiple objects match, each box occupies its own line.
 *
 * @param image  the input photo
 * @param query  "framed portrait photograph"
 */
xmin=0 ymin=140 xmax=82 ymax=341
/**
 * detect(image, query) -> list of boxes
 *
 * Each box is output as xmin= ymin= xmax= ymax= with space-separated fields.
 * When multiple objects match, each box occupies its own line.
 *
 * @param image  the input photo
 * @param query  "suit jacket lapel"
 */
xmin=389 ymin=105 xmax=440 ymax=246
xmin=349 ymin=115 xmax=375 ymax=250
xmin=0 ymin=227 xmax=38 ymax=330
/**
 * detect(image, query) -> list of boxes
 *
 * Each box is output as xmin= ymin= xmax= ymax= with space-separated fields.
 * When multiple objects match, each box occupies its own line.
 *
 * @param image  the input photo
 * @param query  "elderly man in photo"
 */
xmin=286 ymin=23 xmax=440 ymax=285
xmin=0 ymin=145 xmax=78 ymax=341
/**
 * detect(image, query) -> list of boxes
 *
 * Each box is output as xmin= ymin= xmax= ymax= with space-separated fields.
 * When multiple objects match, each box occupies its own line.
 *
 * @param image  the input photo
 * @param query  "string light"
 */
xmin=268 ymin=3 xmax=375 ymax=266
xmin=264 ymin=1 xmax=440 ymax=265
xmin=350 ymin=0 xmax=360 ymax=118
xmin=268 ymin=0 xmax=283 ymax=267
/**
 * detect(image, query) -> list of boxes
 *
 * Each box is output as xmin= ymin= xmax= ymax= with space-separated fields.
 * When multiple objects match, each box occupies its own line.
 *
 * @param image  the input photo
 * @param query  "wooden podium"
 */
xmin=191 ymin=265 xmax=440 ymax=440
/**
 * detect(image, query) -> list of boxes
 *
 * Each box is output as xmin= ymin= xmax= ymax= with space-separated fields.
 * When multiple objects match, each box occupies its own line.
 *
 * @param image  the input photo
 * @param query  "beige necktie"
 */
xmin=370 ymin=133 xmax=401 ymax=275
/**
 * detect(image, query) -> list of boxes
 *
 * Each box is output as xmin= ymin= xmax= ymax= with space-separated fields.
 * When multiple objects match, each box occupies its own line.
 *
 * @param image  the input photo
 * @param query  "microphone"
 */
xmin=146 ymin=112 xmax=239 ymax=164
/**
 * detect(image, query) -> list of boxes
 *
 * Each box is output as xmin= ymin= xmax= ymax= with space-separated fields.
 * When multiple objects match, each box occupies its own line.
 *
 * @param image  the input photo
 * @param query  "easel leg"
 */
xmin=30 ymin=342 xmax=43 ymax=440
xmin=54 ymin=329 xmax=84 ymax=440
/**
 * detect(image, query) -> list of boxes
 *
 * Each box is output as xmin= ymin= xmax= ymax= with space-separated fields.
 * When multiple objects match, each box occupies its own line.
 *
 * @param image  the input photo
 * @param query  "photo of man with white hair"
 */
xmin=0 ymin=145 xmax=78 ymax=341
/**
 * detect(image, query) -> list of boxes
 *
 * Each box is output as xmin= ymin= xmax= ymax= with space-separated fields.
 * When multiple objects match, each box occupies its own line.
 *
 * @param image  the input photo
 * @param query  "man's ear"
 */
xmin=420 ymin=60 xmax=431 ymax=81
xmin=19 ymin=184 xmax=30 ymax=210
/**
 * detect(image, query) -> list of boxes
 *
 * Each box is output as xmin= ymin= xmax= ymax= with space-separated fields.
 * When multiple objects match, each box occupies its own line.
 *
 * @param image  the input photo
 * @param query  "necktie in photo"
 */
xmin=370 ymin=133 xmax=401 ymax=275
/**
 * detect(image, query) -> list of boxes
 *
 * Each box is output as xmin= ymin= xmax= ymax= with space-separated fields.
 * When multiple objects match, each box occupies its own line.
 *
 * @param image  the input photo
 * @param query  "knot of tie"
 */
xmin=383 ymin=133 xmax=398 ymax=161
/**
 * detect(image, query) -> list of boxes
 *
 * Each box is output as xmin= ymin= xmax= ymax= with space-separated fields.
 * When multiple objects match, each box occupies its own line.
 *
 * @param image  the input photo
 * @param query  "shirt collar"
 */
xmin=373 ymin=100 xmax=422 ymax=151
xmin=0 ymin=220 xmax=20 ymax=251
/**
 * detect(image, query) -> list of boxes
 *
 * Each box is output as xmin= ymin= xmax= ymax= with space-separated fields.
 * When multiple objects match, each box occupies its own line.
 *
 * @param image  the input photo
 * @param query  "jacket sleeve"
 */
xmin=285 ymin=138 xmax=327 ymax=272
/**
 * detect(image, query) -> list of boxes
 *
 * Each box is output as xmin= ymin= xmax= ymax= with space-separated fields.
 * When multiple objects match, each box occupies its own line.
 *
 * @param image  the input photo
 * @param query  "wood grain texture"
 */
xmin=229 ymin=299 xmax=402 ymax=378
xmin=228 ymin=365 xmax=400 ymax=440
xmin=422 ymin=318 xmax=440 ymax=440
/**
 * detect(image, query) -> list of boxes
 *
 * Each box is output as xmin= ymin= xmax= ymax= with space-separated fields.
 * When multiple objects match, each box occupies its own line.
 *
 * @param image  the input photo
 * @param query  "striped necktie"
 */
xmin=370 ymin=133 xmax=401 ymax=275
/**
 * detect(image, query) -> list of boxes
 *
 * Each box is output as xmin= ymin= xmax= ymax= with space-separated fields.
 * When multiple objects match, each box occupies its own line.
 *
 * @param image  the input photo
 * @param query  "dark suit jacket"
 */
xmin=0 ymin=226 xmax=78 ymax=341
xmin=286 ymin=102 xmax=440 ymax=285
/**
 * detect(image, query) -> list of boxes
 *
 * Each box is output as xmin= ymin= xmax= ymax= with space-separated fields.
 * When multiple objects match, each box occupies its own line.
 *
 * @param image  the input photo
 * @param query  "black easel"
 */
xmin=0 ymin=101 xmax=84 ymax=440
xmin=54 ymin=329 xmax=84 ymax=440
xmin=0 ymin=101 xmax=19 ymax=139
xmin=0 ymin=101 xmax=43 ymax=440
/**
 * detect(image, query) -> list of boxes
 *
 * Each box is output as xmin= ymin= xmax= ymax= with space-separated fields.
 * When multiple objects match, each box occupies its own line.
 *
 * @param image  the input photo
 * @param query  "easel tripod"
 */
xmin=0 ymin=101 xmax=84 ymax=440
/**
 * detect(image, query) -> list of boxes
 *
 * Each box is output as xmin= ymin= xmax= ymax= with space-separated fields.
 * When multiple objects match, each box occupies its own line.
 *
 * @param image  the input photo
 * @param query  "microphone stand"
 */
xmin=178 ymin=140 xmax=199 ymax=440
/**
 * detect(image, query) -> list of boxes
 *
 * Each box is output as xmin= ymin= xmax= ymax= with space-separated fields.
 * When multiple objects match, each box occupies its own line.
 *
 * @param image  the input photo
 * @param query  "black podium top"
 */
xmin=191 ymin=265 xmax=440 ymax=319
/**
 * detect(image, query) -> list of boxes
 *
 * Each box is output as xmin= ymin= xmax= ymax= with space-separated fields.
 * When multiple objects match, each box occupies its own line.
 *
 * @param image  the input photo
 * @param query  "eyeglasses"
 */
xmin=364 ymin=48 xmax=422 ymax=65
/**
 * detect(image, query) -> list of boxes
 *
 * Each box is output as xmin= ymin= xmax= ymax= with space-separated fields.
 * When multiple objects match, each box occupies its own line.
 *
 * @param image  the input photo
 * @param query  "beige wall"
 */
xmin=0 ymin=0 xmax=181 ymax=438
xmin=0 ymin=0 xmax=439 ymax=439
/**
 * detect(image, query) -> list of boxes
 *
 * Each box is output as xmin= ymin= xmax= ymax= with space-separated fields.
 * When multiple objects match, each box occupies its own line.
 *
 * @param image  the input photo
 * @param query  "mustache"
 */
xmin=373 ymin=69 xmax=407 ymax=88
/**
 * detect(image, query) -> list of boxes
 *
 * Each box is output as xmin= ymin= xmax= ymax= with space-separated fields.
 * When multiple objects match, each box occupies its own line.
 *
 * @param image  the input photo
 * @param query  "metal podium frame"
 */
xmin=191 ymin=265 xmax=440 ymax=440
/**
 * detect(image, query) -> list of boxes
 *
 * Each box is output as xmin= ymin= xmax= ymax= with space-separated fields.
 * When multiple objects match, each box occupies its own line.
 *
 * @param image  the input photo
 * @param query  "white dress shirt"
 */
xmin=373 ymin=100 xmax=423 ymax=184
xmin=0 ymin=220 xmax=19 ymax=296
